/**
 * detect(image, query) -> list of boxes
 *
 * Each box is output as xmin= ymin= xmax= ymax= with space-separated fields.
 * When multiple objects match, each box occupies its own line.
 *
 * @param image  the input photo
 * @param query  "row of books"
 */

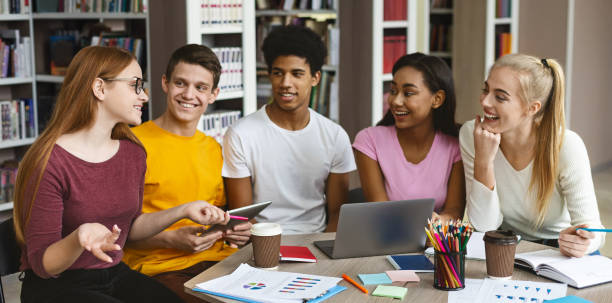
xmin=383 ymin=0 xmax=407 ymax=21
xmin=256 ymin=0 xmax=335 ymax=10
xmin=35 ymin=0 xmax=148 ymax=13
xmin=431 ymin=0 xmax=453 ymax=9
xmin=201 ymin=0 xmax=243 ymax=26
xmin=309 ymin=70 xmax=338 ymax=121
xmin=495 ymin=0 xmax=512 ymax=18
xmin=48 ymin=30 xmax=145 ymax=76
xmin=430 ymin=23 xmax=452 ymax=53
xmin=495 ymin=32 xmax=512 ymax=59
xmin=0 ymin=163 xmax=17 ymax=203
xmin=1 ymin=99 xmax=35 ymax=142
xmin=0 ymin=29 xmax=32 ymax=78
xmin=212 ymin=47 xmax=243 ymax=93
xmin=92 ymin=34 xmax=144 ymax=65
xmin=0 ymin=0 xmax=30 ymax=14
xmin=256 ymin=16 xmax=338 ymax=67
xmin=383 ymin=35 xmax=406 ymax=74
xmin=198 ymin=110 xmax=241 ymax=144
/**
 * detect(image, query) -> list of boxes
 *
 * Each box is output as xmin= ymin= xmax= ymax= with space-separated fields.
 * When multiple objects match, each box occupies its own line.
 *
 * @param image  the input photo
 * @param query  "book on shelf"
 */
xmin=0 ymin=161 xmax=17 ymax=203
xmin=34 ymin=0 xmax=147 ymax=13
xmin=514 ymin=249 xmax=612 ymax=288
xmin=0 ymin=29 xmax=32 ymax=78
xmin=92 ymin=32 xmax=145 ymax=68
xmin=0 ymin=99 xmax=34 ymax=142
xmin=384 ymin=0 xmax=407 ymax=21
xmin=430 ymin=24 xmax=452 ymax=53
xmin=431 ymin=0 xmax=453 ymax=9
xmin=495 ymin=32 xmax=512 ymax=59
xmin=212 ymin=47 xmax=243 ymax=93
xmin=496 ymin=0 xmax=512 ymax=18
xmin=198 ymin=110 xmax=241 ymax=144
xmin=256 ymin=0 xmax=335 ymax=10
xmin=0 ymin=0 xmax=30 ymax=14
xmin=201 ymin=0 xmax=243 ymax=27
xmin=383 ymin=35 xmax=406 ymax=74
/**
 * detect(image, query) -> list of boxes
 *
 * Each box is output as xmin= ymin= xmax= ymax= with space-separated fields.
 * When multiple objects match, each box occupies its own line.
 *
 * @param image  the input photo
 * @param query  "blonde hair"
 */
xmin=13 ymin=46 xmax=144 ymax=245
xmin=491 ymin=54 xmax=565 ymax=227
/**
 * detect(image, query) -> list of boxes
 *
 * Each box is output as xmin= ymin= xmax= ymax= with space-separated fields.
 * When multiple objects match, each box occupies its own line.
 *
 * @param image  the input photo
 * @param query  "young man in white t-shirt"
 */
xmin=222 ymin=26 xmax=356 ymax=234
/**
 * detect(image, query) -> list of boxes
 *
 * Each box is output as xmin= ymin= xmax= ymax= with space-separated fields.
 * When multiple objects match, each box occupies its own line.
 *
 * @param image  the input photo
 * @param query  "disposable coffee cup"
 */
xmin=483 ymin=230 xmax=518 ymax=279
xmin=250 ymin=223 xmax=282 ymax=270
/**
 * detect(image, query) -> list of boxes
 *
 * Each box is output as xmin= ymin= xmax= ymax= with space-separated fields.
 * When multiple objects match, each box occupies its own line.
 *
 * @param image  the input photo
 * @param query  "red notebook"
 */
xmin=279 ymin=246 xmax=317 ymax=263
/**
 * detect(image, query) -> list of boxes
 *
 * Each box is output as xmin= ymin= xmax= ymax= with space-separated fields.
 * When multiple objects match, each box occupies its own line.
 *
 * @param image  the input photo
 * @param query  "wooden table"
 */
xmin=184 ymin=233 xmax=610 ymax=302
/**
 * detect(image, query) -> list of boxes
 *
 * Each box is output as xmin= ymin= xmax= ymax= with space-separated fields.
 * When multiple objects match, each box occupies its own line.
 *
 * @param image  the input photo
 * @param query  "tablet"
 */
xmin=204 ymin=201 xmax=272 ymax=233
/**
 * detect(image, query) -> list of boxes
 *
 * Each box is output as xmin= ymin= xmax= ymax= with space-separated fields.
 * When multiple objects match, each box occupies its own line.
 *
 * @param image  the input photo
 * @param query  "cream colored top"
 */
xmin=460 ymin=120 xmax=604 ymax=253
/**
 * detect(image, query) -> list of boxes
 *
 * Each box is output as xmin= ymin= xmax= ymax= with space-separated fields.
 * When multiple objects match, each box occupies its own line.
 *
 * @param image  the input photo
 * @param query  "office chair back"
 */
xmin=0 ymin=218 xmax=21 ymax=303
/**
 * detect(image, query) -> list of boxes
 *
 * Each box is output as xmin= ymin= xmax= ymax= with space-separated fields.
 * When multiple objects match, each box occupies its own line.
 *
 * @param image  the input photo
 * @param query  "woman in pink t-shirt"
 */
xmin=353 ymin=53 xmax=465 ymax=222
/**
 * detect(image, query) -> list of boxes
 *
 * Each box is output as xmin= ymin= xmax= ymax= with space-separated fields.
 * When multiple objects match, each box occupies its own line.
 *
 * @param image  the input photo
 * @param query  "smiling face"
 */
xmin=388 ymin=66 xmax=443 ymax=130
xmin=269 ymin=55 xmax=320 ymax=113
xmin=162 ymin=61 xmax=219 ymax=125
xmin=480 ymin=66 xmax=538 ymax=134
xmin=99 ymin=60 xmax=148 ymax=125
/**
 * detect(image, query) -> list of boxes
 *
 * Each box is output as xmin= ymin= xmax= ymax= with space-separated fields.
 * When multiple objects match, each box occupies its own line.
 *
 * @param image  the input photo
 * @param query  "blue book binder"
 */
xmin=386 ymin=254 xmax=434 ymax=272
xmin=192 ymin=285 xmax=346 ymax=303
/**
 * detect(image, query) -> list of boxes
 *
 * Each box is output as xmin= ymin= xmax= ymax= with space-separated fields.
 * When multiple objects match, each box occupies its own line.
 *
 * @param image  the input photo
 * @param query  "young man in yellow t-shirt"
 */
xmin=123 ymin=44 xmax=252 ymax=303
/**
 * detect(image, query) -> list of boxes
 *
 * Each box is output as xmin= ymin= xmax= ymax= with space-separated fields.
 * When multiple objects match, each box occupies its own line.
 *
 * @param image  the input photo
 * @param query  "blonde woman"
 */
xmin=460 ymin=54 xmax=604 ymax=257
xmin=14 ymin=46 xmax=229 ymax=303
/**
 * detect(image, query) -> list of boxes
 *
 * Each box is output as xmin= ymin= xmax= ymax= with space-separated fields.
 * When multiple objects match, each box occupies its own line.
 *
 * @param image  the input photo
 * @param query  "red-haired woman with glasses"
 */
xmin=13 ymin=46 xmax=229 ymax=303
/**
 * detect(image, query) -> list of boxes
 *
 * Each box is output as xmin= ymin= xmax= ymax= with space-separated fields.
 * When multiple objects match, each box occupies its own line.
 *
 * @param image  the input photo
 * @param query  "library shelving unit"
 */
xmin=149 ymin=0 xmax=256 ymax=124
xmin=0 ymin=10 xmax=37 ymax=211
xmin=0 ymin=5 xmax=152 ymax=212
xmin=33 ymin=10 xmax=152 ymax=123
xmin=424 ymin=0 xmax=454 ymax=68
xmin=339 ymin=0 xmax=419 ymax=139
xmin=254 ymin=1 xmax=340 ymax=122
xmin=453 ymin=0 xmax=519 ymax=122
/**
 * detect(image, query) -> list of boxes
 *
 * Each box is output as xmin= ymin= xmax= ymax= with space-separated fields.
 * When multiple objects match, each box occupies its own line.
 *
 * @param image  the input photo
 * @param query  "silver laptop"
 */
xmin=314 ymin=199 xmax=435 ymax=259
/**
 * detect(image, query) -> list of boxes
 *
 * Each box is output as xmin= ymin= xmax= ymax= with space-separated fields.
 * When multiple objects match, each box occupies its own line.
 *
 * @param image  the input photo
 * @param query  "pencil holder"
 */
xmin=433 ymin=249 xmax=466 ymax=291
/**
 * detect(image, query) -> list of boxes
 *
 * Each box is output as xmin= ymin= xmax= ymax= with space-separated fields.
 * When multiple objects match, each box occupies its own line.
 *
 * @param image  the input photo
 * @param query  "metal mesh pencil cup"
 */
xmin=433 ymin=249 xmax=466 ymax=290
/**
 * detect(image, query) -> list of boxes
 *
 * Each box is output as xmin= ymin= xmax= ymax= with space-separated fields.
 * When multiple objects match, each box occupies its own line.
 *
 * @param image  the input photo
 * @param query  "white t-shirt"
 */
xmin=222 ymin=105 xmax=356 ymax=234
xmin=460 ymin=120 xmax=604 ymax=253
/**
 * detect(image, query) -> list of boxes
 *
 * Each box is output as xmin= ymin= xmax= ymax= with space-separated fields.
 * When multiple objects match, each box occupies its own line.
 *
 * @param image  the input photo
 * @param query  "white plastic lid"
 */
xmin=250 ymin=223 xmax=282 ymax=236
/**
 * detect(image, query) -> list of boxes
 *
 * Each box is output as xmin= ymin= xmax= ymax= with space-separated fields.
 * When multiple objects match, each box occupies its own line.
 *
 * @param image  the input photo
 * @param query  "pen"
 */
xmin=576 ymin=228 xmax=612 ymax=232
xmin=229 ymin=215 xmax=249 ymax=221
xmin=341 ymin=274 xmax=368 ymax=294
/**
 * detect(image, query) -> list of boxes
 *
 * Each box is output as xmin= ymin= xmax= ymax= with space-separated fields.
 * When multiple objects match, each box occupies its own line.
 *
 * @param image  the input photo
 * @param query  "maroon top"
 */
xmin=19 ymin=140 xmax=146 ymax=278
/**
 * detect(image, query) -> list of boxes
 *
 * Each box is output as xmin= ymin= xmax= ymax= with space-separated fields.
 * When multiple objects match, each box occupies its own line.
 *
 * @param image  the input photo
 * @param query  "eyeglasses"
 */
xmin=101 ymin=77 xmax=146 ymax=95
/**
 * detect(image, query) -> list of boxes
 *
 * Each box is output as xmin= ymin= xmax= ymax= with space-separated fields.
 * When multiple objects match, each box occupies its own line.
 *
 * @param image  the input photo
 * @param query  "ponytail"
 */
xmin=491 ymin=54 xmax=565 ymax=228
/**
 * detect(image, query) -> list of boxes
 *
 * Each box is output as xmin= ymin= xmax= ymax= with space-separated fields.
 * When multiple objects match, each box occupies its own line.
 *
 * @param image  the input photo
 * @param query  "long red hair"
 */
xmin=13 ymin=46 xmax=144 ymax=245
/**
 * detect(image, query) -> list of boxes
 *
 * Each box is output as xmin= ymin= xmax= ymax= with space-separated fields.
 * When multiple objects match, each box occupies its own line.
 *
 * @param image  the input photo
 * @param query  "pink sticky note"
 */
xmin=385 ymin=270 xmax=420 ymax=282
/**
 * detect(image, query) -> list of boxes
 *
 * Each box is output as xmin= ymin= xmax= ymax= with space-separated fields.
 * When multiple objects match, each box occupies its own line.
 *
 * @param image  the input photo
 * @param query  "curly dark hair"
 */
xmin=262 ymin=25 xmax=327 ymax=76
xmin=377 ymin=52 xmax=459 ymax=137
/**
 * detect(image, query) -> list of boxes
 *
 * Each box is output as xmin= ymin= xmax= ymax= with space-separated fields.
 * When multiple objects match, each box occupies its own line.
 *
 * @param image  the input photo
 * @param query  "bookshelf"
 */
xmin=0 ymin=2 xmax=152 ymax=212
xmin=149 ymin=0 xmax=256 ymax=132
xmin=339 ymin=0 xmax=420 ymax=140
xmin=453 ymin=0 xmax=519 ymax=122
xmin=0 ymin=4 xmax=37 ymax=210
xmin=255 ymin=1 xmax=341 ymax=122
xmin=424 ymin=0 xmax=454 ymax=68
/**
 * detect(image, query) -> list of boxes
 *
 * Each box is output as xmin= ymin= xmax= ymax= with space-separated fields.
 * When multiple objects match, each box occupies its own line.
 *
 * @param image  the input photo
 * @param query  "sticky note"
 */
xmin=371 ymin=285 xmax=408 ymax=300
xmin=358 ymin=273 xmax=392 ymax=285
xmin=543 ymin=296 xmax=593 ymax=303
xmin=385 ymin=270 xmax=420 ymax=282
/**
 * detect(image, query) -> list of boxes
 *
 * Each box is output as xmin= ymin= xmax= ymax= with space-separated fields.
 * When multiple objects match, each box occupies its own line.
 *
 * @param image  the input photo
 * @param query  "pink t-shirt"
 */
xmin=353 ymin=126 xmax=461 ymax=211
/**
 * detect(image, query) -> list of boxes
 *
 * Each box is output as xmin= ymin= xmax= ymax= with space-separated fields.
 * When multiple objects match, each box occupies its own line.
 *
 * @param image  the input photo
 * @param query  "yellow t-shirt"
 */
xmin=123 ymin=121 xmax=237 ymax=276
